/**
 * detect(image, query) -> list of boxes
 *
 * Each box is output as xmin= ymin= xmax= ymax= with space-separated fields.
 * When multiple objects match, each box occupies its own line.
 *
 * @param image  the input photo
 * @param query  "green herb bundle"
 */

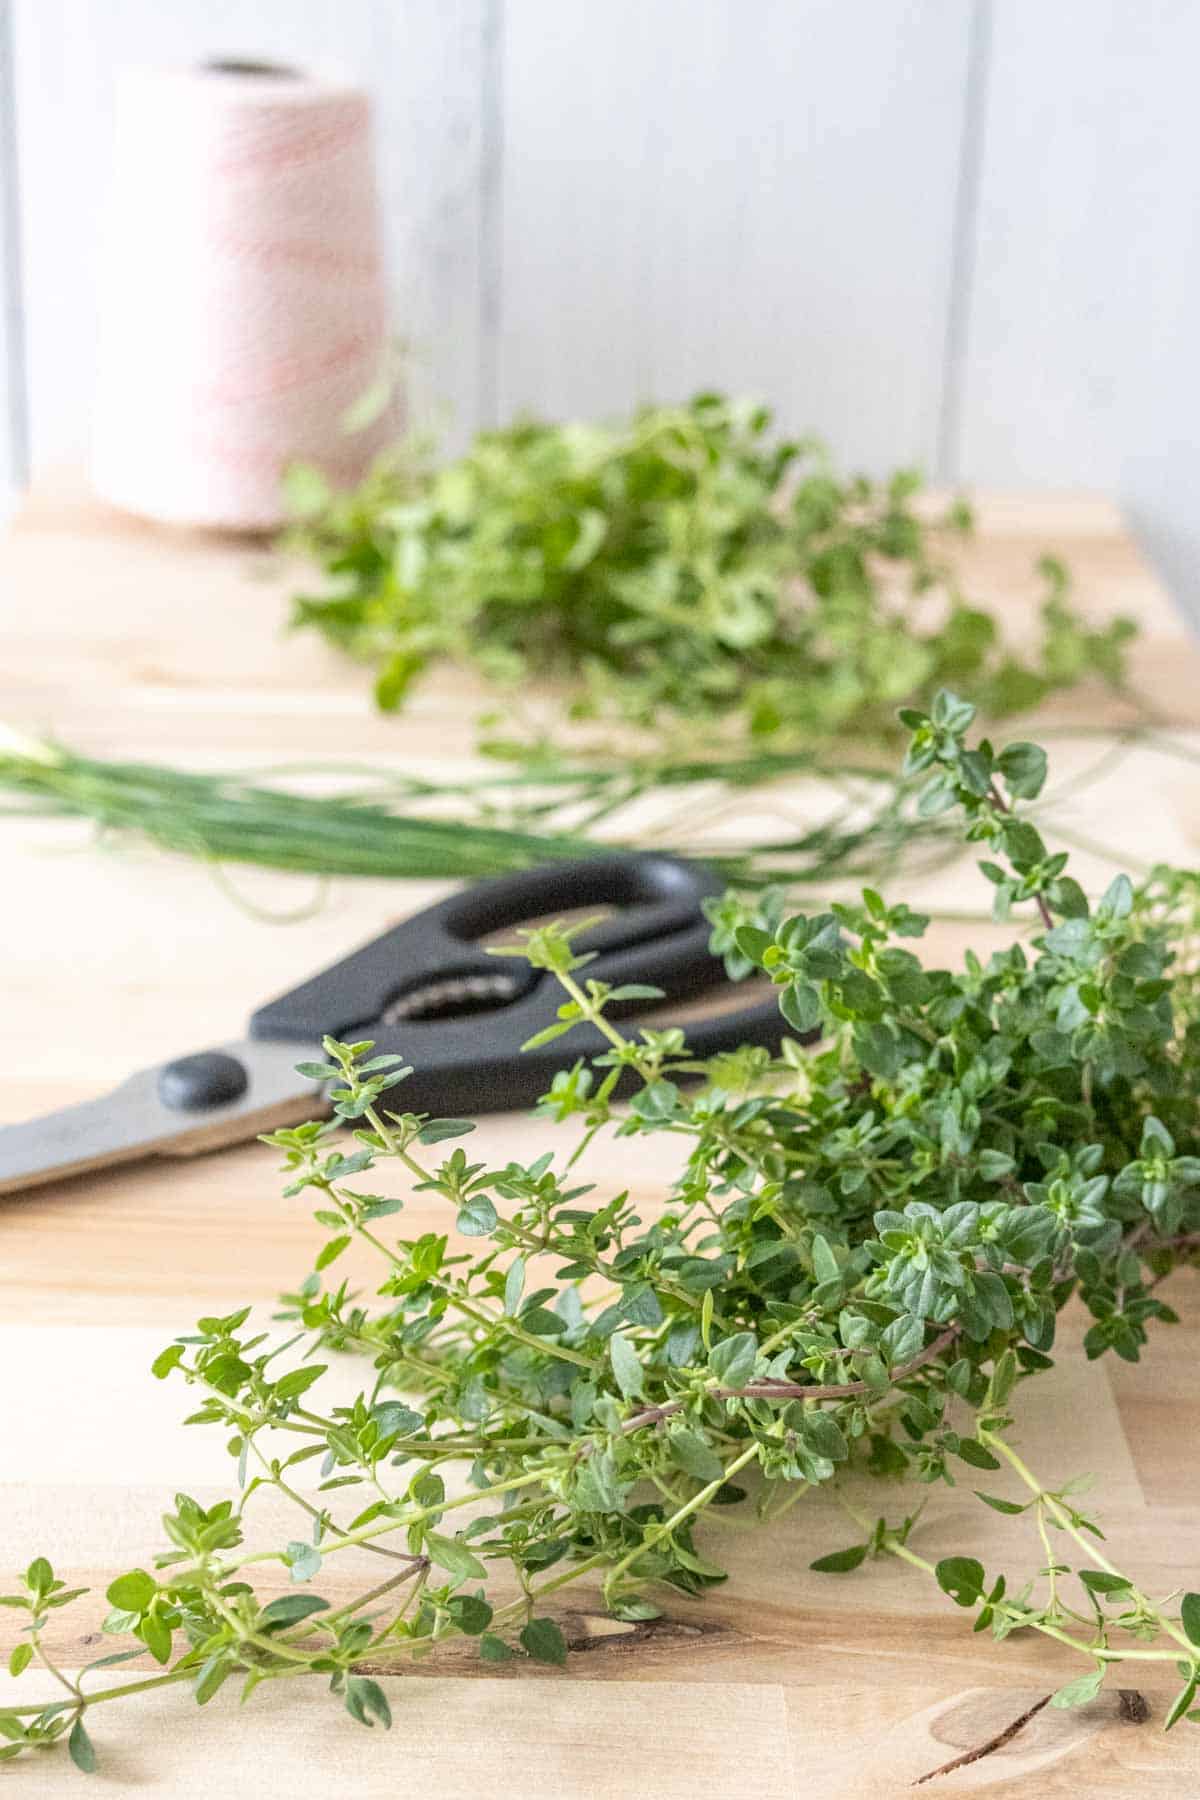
xmin=285 ymin=394 xmax=1133 ymax=745
xmin=6 ymin=695 xmax=1200 ymax=1777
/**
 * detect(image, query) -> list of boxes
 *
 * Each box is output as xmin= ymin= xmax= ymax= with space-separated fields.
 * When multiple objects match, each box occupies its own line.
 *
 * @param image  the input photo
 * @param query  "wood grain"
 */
xmin=3 ymin=481 xmax=1200 ymax=1794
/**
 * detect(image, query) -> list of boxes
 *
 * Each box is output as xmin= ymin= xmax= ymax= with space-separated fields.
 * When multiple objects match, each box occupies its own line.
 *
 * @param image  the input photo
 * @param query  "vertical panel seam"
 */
xmin=0 ymin=0 xmax=28 ymax=487
xmin=935 ymin=0 xmax=991 ymax=483
xmin=477 ymin=0 xmax=504 ymax=430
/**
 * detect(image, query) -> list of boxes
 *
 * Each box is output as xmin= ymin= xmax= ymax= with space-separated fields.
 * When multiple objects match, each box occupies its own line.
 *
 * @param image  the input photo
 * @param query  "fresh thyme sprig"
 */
xmin=6 ymin=693 xmax=1200 ymax=1774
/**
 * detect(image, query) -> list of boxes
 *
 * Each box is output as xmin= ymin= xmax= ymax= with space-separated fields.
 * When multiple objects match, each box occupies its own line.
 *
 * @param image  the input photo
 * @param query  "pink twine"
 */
xmin=92 ymin=65 xmax=395 ymax=530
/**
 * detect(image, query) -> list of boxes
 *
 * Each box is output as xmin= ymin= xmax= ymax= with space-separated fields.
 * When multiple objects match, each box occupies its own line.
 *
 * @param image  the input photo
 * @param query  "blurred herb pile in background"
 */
xmin=284 ymin=394 xmax=1134 ymax=748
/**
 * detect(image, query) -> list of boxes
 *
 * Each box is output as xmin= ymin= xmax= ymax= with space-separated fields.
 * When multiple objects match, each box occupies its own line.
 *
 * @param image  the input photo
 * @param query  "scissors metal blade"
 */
xmin=0 ymin=1040 xmax=325 ymax=1198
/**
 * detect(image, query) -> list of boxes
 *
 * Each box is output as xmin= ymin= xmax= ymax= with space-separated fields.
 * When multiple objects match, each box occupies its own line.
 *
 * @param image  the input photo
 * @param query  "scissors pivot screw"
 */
xmin=158 ymin=1051 xmax=250 ymax=1112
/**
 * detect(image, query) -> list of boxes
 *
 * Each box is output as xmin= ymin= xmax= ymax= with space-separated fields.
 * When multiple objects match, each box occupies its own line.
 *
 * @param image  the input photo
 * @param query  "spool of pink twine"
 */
xmin=92 ymin=60 xmax=394 ymax=530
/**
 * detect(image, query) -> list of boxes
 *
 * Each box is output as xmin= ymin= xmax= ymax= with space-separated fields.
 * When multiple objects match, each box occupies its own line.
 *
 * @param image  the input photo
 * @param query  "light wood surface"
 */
xmin=3 ymin=477 xmax=1200 ymax=1795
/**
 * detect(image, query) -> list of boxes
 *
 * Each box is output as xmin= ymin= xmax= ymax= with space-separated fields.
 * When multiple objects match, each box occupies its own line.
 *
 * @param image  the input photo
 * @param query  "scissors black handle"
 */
xmin=250 ymin=852 xmax=790 ymax=1114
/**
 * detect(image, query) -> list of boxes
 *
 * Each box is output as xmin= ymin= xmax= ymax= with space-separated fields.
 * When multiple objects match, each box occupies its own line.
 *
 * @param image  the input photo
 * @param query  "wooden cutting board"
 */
xmin=2 ymin=474 xmax=1200 ymax=1797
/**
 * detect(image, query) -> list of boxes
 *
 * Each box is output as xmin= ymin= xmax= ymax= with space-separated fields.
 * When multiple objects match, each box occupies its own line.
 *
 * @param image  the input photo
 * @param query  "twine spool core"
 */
xmin=202 ymin=59 xmax=302 ymax=81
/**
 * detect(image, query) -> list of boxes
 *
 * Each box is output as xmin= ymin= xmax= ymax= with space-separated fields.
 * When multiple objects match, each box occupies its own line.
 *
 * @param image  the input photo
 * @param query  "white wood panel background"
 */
xmin=952 ymin=0 xmax=1200 ymax=612
xmin=0 ymin=0 xmax=26 ymax=506
xmin=1 ymin=0 xmax=1197 ymax=612
xmin=499 ymin=0 xmax=971 ymax=472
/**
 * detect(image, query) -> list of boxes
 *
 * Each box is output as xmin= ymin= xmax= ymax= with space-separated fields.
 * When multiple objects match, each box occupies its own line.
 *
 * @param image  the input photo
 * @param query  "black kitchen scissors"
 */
xmin=0 ymin=852 xmax=786 ymax=1197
